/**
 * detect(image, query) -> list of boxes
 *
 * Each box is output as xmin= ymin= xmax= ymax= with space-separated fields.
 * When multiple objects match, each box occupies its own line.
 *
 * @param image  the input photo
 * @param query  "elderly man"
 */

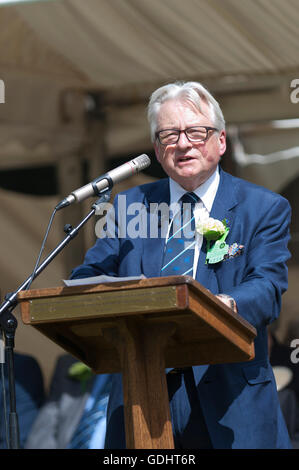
xmin=70 ymin=81 xmax=292 ymax=449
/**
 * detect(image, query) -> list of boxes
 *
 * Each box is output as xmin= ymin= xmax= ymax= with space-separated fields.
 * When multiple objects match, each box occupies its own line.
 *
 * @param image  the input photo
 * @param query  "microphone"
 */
xmin=56 ymin=153 xmax=151 ymax=210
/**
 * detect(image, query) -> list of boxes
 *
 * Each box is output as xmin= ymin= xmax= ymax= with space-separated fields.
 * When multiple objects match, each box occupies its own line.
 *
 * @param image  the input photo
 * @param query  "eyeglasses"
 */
xmin=155 ymin=126 xmax=218 ymax=145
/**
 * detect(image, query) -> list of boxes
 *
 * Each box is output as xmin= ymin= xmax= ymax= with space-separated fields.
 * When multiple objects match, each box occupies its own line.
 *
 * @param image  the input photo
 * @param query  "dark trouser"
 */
xmin=167 ymin=368 xmax=213 ymax=449
xmin=105 ymin=368 xmax=213 ymax=449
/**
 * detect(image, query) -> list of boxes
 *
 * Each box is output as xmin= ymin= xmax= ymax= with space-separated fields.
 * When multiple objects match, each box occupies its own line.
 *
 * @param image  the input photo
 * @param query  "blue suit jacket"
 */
xmin=71 ymin=168 xmax=292 ymax=449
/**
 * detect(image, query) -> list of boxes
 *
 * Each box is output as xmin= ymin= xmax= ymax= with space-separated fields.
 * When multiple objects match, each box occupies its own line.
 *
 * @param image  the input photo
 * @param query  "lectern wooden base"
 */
xmin=111 ymin=318 xmax=176 ymax=448
xmin=18 ymin=276 xmax=256 ymax=449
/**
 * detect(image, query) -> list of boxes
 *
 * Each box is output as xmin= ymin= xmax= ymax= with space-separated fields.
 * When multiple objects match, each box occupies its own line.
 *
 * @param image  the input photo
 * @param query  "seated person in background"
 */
xmin=25 ymin=354 xmax=111 ymax=449
xmin=0 ymin=351 xmax=44 ymax=448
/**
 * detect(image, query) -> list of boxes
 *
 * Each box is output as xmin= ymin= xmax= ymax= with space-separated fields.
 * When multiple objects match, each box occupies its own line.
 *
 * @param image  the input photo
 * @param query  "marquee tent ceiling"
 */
xmin=13 ymin=0 xmax=299 ymax=89
xmin=0 ymin=0 xmax=299 ymax=178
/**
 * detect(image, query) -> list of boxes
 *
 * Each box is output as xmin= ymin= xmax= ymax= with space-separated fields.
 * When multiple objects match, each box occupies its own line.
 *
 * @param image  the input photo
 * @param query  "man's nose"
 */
xmin=177 ymin=131 xmax=192 ymax=149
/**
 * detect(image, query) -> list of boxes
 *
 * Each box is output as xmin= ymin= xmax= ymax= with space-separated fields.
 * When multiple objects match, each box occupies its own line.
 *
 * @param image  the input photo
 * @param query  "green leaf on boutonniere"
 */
xmin=68 ymin=361 xmax=93 ymax=392
xmin=196 ymin=217 xmax=230 ymax=264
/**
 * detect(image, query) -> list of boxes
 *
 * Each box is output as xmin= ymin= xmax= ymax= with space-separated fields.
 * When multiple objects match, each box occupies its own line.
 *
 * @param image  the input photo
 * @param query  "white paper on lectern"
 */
xmin=63 ymin=275 xmax=146 ymax=287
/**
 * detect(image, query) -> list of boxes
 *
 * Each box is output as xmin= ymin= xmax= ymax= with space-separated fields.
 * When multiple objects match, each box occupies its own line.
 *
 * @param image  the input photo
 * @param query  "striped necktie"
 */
xmin=161 ymin=192 xmax=199 ymax=277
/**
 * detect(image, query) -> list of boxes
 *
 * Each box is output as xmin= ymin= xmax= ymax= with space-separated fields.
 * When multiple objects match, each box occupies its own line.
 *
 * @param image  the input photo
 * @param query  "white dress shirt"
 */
xmin=168 ymin=166 xmax=220 ymax=278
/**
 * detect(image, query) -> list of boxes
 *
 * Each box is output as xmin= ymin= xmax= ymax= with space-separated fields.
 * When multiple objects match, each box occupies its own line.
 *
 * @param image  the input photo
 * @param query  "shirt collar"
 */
xmin=169 ymin=166 xmax=220 ymax=214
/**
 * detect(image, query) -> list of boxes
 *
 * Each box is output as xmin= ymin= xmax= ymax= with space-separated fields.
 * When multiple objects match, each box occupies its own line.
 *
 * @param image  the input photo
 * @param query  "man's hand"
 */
xmin=216 ymin=294 xmax=237 ymax=313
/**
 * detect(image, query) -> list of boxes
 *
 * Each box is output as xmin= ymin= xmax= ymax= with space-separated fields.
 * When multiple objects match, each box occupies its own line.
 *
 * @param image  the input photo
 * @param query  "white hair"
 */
xmin=147 ymin=81 xmax=225 ymax=142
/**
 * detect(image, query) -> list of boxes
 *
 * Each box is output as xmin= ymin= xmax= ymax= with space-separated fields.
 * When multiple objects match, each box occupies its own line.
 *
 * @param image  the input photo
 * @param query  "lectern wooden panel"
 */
xmin=18 ymin=276 xmax=256 ymax=449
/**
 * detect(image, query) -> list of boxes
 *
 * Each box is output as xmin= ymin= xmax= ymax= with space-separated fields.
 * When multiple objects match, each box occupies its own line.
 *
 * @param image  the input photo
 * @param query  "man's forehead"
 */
xmin=157 ymin=98 xmax=212 ymax=124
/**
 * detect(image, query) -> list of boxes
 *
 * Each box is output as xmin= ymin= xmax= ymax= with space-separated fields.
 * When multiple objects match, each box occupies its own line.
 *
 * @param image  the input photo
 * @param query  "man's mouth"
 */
xmin=177 ymin=156 xmax=194 ymax=163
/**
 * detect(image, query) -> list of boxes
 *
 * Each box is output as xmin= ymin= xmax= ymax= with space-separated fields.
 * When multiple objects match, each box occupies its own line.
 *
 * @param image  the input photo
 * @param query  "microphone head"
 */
xmin=56 ymin=154 xmax=151 ymax=210
xmin=134 ymin=154 xmax=151 ymax=171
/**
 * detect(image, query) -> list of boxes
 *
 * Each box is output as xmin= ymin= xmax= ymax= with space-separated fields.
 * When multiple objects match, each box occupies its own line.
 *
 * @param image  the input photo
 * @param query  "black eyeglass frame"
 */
xmin=155 ymin=126 xmax=219 ymax=145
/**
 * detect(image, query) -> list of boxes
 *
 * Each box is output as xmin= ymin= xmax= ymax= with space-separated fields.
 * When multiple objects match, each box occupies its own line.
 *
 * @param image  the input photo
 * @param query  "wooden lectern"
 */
xmin=18 ymin=276 xmax=256 ymax=449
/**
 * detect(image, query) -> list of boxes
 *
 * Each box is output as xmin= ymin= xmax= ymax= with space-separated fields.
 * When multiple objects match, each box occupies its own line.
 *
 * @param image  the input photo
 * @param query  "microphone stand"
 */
xmin=0 ymin=191 xmax=111 ymax=449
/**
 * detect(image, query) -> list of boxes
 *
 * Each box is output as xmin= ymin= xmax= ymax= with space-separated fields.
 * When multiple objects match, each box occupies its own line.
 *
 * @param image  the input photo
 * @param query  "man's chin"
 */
xmin=171 ymin=174 xmax=200 ymax=191
xmin=171 ymin=168 xmax=214 ymax=190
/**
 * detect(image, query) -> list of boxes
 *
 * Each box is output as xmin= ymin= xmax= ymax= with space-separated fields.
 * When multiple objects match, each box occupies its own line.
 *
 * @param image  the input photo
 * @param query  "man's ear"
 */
xmin=218 ymin=130 xmax=227 ymax=157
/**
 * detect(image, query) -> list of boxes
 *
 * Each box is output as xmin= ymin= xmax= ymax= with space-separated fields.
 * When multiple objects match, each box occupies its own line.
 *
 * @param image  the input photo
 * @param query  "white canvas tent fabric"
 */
xmin=228 ymin=123 xmax=299 ymax=192
xmin=14 ymin=0 xmax=299 ymax=87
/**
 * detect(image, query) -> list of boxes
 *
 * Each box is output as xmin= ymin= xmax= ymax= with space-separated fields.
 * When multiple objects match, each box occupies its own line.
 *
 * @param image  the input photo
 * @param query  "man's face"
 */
xmin=154 ymin=99 xmax=226 ymax=191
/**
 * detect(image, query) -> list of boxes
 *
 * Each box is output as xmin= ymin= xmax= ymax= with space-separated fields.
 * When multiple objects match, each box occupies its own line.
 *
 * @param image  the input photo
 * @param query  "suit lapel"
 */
xmin=209 ymin=169 xmax=238 ymax=236
xmin=193 ymin=170 xmax=239 ymax=387
xmin=195 ymin=169 xmax=238 ymax=293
